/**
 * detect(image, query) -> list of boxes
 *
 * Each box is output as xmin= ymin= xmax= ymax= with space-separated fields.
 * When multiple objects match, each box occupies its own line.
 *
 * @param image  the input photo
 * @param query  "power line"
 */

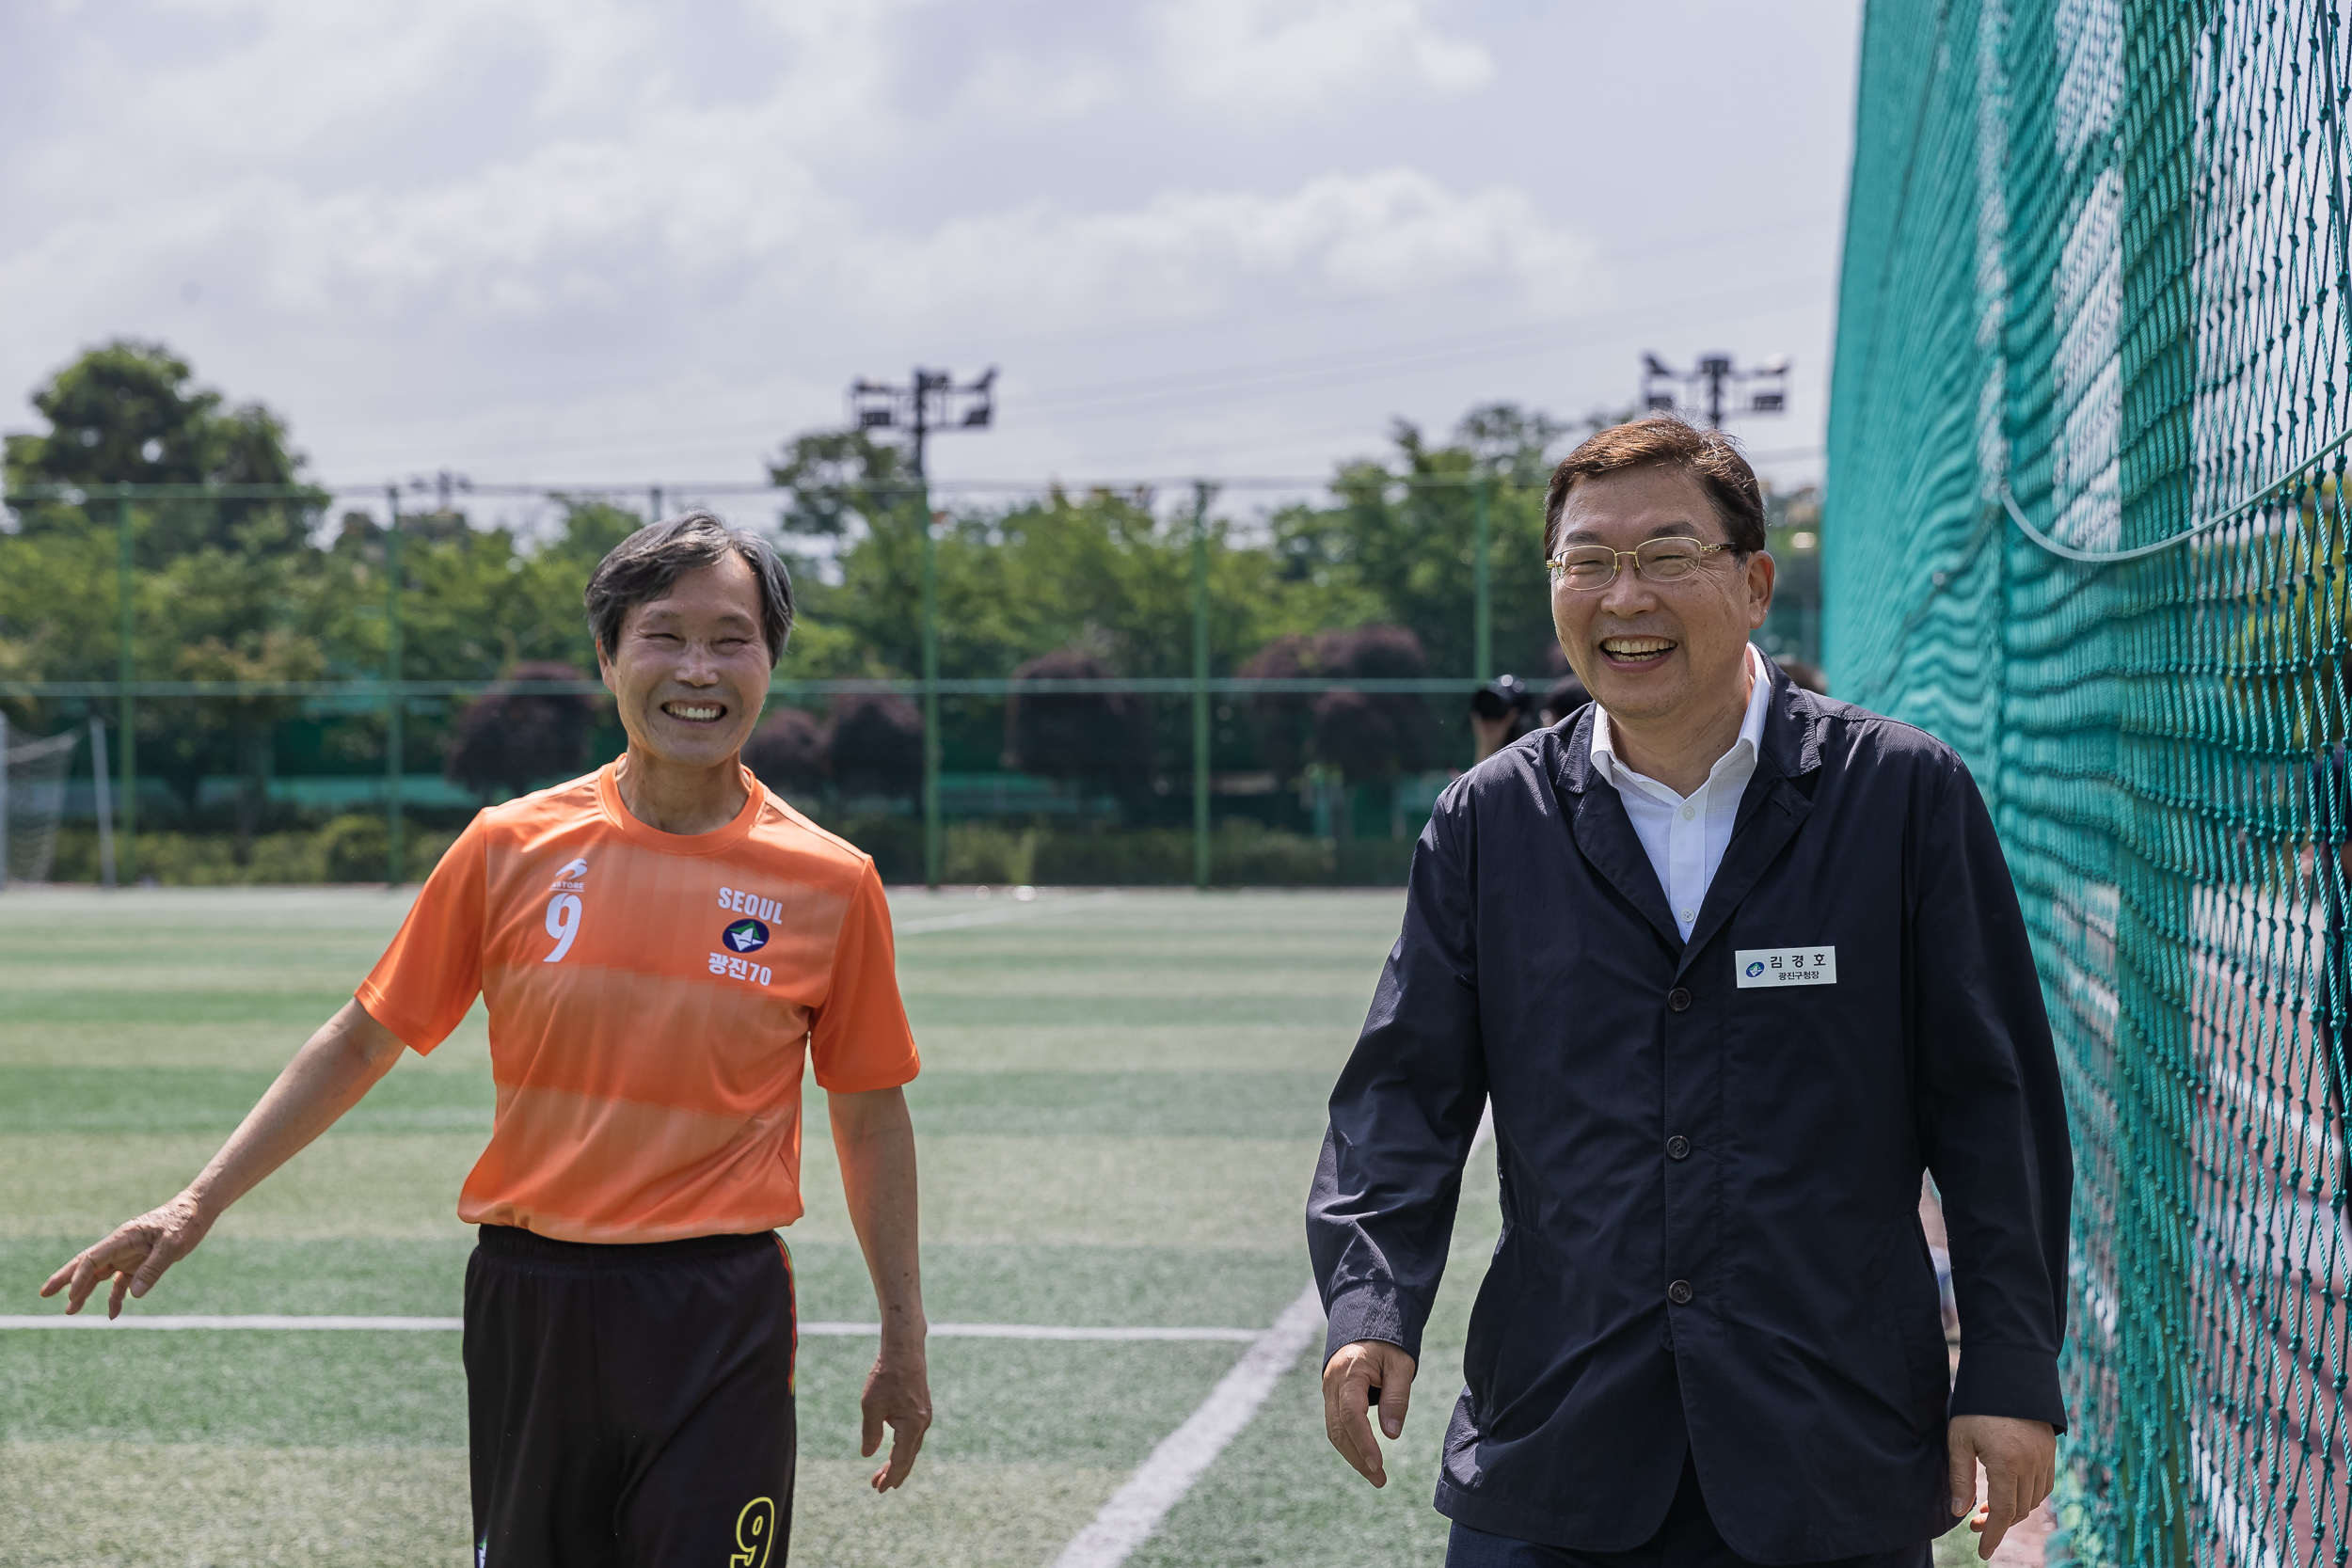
xmin=318 ymin=274 xmax=1830 ymax=472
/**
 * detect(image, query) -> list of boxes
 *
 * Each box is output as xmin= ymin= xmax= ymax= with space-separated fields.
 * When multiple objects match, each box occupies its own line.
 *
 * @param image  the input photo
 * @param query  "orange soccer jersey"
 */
xmin=357 ymin=762 xmax=919 ymax=1243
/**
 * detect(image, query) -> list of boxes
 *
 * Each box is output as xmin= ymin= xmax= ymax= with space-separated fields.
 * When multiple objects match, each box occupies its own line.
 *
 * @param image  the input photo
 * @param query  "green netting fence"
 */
xmin=1831 ymin=0 xmax=2352 ymax=1561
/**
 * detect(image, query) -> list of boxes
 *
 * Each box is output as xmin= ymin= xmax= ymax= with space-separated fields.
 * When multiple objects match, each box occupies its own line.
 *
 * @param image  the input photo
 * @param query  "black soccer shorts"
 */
xmin=464 ymin=1225 xmax=798 ymax=1568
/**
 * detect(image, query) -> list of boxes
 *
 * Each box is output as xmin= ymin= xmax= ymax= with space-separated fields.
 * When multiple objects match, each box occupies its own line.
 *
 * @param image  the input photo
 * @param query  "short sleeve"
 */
xmin=808 ymin=862 xmax=920 ymax=1092
xmin=356 ymin=818 xmax=489 ymax=1054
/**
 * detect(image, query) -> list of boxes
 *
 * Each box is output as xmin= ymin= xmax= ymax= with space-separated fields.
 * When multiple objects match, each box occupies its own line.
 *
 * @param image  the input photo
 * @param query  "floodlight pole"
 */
xmin=848 ymin=366 xmax=996 ymax=889
xmin=1473 ymin=473 xmax=1493 ymax=682
xmin=914 ymin=370 xmax=941 ymax=893
xmin=116 ymin=487 xmax=136 ymax=883
xmin=385 ymin=484 xmax=404 ymax=886
xmin=1192 ymin=483 xmax=1214 ymax=891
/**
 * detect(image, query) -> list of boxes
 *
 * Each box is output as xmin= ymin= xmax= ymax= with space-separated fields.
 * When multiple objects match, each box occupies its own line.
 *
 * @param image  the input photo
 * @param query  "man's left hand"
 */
xmin=861 ymin=1351 xmax=931 ymax=1492
xmin=1947 ymin=1414 xmax=2055 ymax=1560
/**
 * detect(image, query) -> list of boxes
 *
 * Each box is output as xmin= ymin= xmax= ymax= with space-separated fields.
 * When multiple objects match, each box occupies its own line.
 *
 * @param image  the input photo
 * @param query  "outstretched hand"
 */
xmin=1948 ymin=1413 xmax=2056 ymax=1560
xmin=861 ymin=1350 xmax=932 ymax=1492
xmin=1322 ymin=1339 xmax=1419 ymax=1488
xmin=41 ymin=1191 xmax=215 ymax=1319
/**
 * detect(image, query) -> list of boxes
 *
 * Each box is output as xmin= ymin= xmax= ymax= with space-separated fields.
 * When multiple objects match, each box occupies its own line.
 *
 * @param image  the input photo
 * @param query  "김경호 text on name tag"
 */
xmin=1735 ymin=947 xmax=1837 ymax=988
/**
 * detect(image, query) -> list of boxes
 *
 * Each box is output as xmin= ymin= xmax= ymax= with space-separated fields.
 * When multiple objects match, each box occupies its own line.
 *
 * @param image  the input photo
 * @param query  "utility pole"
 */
xmin=1641 ymin=354 xmax=1791 ymax=428
xmin=848 ymin=367 xmax=997 ymax=889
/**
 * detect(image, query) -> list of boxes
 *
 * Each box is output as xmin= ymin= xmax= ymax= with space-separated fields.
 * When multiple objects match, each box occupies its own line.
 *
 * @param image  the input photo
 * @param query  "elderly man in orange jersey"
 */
xmin=44 ymin=511 xmax=929 ymax=1568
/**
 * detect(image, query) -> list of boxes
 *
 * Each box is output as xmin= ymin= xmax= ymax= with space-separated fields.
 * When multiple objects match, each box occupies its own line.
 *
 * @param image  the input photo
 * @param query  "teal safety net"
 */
xmin=1829 ymin=1 xmax=2352 ymax=1562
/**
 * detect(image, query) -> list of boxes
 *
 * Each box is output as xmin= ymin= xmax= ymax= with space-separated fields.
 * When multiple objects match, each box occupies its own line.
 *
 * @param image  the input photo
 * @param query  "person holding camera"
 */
xmin=1470 ymin=674 xmax=1534 ymax=763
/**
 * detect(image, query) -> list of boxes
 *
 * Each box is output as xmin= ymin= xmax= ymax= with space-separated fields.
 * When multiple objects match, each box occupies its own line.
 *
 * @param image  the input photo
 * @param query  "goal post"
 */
xmin=0 ymin=714 xmax=86 ymax=889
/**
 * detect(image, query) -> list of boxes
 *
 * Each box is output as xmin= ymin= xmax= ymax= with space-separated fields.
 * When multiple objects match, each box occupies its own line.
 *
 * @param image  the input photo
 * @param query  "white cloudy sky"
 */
xmin=1 ymin=0 xmax=1861 ymax=503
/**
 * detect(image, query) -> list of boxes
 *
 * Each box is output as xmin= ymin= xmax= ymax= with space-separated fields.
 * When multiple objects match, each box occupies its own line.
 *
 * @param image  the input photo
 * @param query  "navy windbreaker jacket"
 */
xmin=1305 ymin=668 xmax=2071 ymax=1562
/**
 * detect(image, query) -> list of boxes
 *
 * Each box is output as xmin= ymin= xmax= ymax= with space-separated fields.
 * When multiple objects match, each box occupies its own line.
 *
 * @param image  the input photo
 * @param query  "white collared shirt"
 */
xmin=1587 ymin=643 xmax=1772 ymax=941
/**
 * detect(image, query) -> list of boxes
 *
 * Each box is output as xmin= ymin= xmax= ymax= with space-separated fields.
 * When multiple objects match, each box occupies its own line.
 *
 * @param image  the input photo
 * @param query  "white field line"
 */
xmin=0 ymin=1315 xmax=466 ymax=1331
xmin=894 ymin=891 xmax=1123 ymax=935
xmin=1043 ymin=1099 xmax=1496 ymax=1567
xmin=1050 ymin=1283 xmax=1327 ymax=1568
xmin=0 ymin=1314 xmax=1258 ymax=1341
xmin=839 ymin=1322 xmax=1259 ymax=1343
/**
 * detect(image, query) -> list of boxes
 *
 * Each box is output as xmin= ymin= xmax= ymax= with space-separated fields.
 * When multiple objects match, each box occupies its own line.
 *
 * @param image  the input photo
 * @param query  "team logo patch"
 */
xmin=549 ymin=856 xmax=589 ymax=892
xmin=723 ymin=918 xmax=771 ymax=954
xmin=1744 ymin=960 xmax=1765 ymax=977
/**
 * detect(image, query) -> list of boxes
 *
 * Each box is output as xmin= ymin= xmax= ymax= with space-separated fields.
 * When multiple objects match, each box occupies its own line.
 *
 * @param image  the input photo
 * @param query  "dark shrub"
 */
xmin=742 ymin=707 xmax=830 ymax=798
xmin=1006 ymin=648 xmax=1152 ymax=801
xmin=1240 ymin=625 xmax=1439 ymax=784
xmin=445 ymin=661 xmax=599 ymax=803
xmin=829 ymin=694 xmax=924 ymax=800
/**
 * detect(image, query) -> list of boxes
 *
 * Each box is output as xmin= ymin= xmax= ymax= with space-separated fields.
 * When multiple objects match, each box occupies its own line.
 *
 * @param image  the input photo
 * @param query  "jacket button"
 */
xmin=1667 ymin=987 xmax=1692 ymax=1012
xmin=1668 ymin=1279 xmax=1694 ymax=1306
xmin=1666 ymin=1135 xmax=1691 ymax=1160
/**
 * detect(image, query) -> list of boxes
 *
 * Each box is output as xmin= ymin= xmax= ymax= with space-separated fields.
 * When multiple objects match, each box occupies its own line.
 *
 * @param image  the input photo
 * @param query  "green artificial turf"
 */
xmin=0 ymin=885 xmax=1482 ymax=1567
xmin=1 ymin=1236 xmax=1309 ymax=1332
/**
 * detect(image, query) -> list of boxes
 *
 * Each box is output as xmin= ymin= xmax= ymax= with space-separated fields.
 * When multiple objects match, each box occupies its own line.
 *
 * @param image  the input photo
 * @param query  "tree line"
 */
xmin=0 ymin=339 xmax=1626 ymax=862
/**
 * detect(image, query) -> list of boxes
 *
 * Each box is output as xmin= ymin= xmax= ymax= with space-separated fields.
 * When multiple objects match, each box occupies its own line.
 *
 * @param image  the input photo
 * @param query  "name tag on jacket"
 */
xmin=1736 ymin=947 xmax=1837 ymax=988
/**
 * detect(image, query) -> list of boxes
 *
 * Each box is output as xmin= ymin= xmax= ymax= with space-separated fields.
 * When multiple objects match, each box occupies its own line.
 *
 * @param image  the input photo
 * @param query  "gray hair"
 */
xmin=583 ymin=509 xmax=795 ymax=668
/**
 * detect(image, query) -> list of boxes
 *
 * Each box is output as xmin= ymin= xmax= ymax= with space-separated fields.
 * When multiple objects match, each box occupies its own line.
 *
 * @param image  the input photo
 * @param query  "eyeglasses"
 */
xmin=1546 ymin=536 xmax=1729 ymax=590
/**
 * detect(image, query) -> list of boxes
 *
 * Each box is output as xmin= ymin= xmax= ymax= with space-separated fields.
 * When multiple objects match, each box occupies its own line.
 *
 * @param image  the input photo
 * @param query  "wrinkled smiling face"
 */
xmin=596 ymin=553 xmax=771 ymax=772
xmin=1549 ymin=465 xmax=1772 ymax=729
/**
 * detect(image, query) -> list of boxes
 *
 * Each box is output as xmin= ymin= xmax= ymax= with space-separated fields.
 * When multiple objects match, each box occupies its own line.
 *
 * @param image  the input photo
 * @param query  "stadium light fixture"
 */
xmin=845 ymin=367 xmax=999 ymax=481
xmin=1639 ymin=353 xmax=1791 ymax=428
xmin=405 ymin=469 xmax=474 ymax=511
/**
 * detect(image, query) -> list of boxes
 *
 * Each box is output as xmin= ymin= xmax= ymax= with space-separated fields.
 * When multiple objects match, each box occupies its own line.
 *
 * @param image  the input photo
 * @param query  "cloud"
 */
xmin=1152 ymin=0 xmax=1492 ymax=103
xmin=0 ymin=0 xmax=1666 ymax=485
xmin=852 ymin=168 xmax=1584 ymax=322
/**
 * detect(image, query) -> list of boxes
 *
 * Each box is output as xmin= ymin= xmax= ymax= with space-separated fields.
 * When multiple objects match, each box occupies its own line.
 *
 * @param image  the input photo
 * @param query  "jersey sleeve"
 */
xmin=356 ymin=817 xmax=490 ymax=1054
xmin=808 ymin=861 xmax=921 ymax=1092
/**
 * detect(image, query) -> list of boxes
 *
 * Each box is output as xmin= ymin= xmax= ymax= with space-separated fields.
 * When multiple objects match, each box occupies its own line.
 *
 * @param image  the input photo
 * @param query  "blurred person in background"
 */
xmin=1470 ymin=673 xmax=1534 ymax=762
xmin=1540 ymin=673 xmax=1590 ymax=728
xmin=1776 ymin=655 xmax=1829 ymax=695
xmin=43 ymin=512 xmax=930 ymax=1568
xmin=1309 ymin=418 xmax=2069 ymax=1567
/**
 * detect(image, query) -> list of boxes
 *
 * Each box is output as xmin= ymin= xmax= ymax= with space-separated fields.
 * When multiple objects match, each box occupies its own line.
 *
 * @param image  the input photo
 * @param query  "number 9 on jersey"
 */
xmin=544 ymin=892 xmax=583 ymax=963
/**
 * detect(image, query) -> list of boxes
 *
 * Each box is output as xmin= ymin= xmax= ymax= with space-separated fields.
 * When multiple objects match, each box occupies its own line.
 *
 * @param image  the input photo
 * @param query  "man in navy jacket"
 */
xmin=1307 ymin=417 xmax=2069 ymax=1567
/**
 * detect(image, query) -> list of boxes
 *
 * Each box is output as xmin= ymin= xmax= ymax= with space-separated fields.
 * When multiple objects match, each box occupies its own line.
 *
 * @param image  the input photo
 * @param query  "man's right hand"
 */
xmin=1322 ymin=1339 xmax=1418 ymax=1487
xmin=41 ymin=1190 xmax=215 ymax=1319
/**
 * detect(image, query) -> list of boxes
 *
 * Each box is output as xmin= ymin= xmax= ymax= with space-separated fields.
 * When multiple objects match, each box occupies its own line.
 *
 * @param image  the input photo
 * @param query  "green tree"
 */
xmin=3 ymin=339 xmax=326 ymax=560
xmin=770 ymin=430 xmax=919 ymax=539
xmin=1271 ymin=406 xmax=1563 ymax=683
xmin=2 ymin=342 xmax=333 ymax=850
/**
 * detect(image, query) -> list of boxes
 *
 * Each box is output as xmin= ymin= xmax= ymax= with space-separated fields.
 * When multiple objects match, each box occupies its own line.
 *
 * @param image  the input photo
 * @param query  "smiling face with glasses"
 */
xmin=1549 ymin=465 xmax=1775 ymax=795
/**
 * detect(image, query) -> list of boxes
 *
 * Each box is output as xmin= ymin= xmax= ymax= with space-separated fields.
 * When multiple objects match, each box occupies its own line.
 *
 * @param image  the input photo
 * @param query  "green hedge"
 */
xmin=834 ymin=816 xmax=1413 ymax=887
xmin=31 ymin=816 xmax=1412 ymax=888
xmin=42 ymin=816 xmax=462 ymax=887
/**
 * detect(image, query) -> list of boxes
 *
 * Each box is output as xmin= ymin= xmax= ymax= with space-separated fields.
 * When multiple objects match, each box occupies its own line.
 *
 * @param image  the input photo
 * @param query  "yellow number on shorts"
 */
xmin=729 ymin=1497 xmax=775 ymax=1568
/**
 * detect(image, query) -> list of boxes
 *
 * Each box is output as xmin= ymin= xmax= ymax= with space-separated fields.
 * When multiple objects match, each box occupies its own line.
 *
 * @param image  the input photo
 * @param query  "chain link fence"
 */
xmin=2 ymin=472 xmax=1840 ymax=887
